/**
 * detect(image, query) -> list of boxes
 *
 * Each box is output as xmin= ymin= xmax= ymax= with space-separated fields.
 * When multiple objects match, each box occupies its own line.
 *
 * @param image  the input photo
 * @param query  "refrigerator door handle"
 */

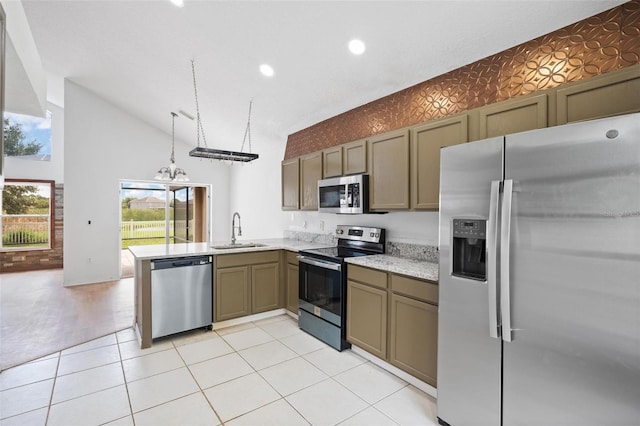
xmin=487 ymin=180 xmax=501 ymax=339
xmin=500 ymin=179 xmax=514 ymax=342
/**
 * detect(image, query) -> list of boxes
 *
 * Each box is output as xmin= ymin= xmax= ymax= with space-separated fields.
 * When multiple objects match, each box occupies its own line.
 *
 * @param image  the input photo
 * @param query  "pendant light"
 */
xmin=187 ymin=59 xmax=259 ymax=162
xmin=155 ymin=112 xmax=189 ymax=182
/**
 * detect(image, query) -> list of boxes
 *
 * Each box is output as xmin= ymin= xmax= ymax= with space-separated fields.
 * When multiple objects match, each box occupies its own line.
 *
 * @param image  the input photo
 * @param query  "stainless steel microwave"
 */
xmin=317 ymin=174 xmax=369 ymax=214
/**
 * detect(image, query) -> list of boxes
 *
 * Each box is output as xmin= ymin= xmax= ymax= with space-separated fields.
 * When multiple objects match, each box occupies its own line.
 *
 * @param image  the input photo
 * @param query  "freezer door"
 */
xmin=437 ymin=136 xmax=503 ymax=426
xmin=502 ymin=113 xmax=640 ymax=424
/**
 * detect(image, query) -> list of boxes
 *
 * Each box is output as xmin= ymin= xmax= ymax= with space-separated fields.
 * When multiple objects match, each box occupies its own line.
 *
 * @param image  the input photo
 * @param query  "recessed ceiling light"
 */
xmin=260 ymin=64 xmax=275 ymax=77
xmin=169 ymin=0 xmax=184 ymax=7
xmin=348 ymin=39 xmax=366 ymax=55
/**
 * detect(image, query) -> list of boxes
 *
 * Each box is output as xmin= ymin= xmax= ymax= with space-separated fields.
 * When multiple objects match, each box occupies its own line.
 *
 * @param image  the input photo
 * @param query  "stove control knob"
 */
xmin=337 ymin=229 xmax=344 ymax=234
xmin=370 ymin=232 xmax=374 ymax=237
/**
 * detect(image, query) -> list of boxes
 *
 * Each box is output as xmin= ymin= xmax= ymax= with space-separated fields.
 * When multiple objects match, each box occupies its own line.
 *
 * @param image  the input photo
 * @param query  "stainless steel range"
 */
xmin=297 ymin=225 xmax=385 ymax=351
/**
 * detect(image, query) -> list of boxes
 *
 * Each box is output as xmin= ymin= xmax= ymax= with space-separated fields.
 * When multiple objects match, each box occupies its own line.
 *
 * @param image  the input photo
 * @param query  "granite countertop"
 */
xmin=345 ymin=254 xmax=439 ymax=282
xmin=128 ymin=238 xmax=332 ymax=260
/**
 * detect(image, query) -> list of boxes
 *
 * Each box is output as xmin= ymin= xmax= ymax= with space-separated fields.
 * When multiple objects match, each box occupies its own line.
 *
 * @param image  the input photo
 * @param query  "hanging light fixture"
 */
xmin=155 ymin=112 xmax=189 ymax=182
xmin=187 ymin=59 xmax=259 ymax=162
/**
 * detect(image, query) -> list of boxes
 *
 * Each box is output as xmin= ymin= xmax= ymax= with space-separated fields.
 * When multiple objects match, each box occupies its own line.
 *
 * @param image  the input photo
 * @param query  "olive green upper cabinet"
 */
xmin=411 ymin=115 xmax=468 ymax=210
xmin=368 ymin=129 xmax=410 ymax=210
xmin=343 ymin=139 xmax=367 ymax=175
xmin=479 ymin=93 xmax=548 ymax=139
xmin=556 ymin=65 xmax=640 ymax=125
xmin=300 ymin=152 xmax=323 ymax=210
xmin=281 ymin=158 xmax=299 ymax=210
xmin=323 ymin=146 xmax=343 ymax=178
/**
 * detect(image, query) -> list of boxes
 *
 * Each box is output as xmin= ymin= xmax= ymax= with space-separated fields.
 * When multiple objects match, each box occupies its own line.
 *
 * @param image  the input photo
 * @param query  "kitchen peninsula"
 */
xmin=129 ymin=239 xmax=330 ymax=349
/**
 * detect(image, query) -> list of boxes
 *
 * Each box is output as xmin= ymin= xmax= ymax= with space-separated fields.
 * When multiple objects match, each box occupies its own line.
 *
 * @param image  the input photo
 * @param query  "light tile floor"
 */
xmin=0 ymin=314 xmax=438 ymax=425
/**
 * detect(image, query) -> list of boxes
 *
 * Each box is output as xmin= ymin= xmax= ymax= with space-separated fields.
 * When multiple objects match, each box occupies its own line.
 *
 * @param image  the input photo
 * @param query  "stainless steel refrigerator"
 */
xmin=437 ymin=112 xmax=640 ymax=426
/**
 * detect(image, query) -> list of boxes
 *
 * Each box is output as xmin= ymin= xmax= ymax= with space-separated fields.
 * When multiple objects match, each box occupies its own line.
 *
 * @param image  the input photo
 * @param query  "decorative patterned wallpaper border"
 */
xmin=284 ymin=1 xmax=640 ymax=159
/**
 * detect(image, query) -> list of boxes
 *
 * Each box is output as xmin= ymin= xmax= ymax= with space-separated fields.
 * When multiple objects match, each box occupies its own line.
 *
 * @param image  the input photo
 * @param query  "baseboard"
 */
xmin=211 ymin=308 xmax=288 ymax=330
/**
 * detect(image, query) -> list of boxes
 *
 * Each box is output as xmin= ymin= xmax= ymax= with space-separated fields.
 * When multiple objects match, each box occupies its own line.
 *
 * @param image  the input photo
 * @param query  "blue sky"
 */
xmin=5 ymin=111 xmax=52 ymax=156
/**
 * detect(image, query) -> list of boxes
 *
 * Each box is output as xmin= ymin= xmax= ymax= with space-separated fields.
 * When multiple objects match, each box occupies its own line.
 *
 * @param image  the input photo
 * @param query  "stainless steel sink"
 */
xmin=211 ymin=243 xmax=267 ymax=250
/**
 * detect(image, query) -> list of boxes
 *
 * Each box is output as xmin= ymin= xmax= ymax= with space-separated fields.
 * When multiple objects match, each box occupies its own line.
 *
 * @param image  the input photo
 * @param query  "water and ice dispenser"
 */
xmin=452 ymin=219 xmax=487 ymax=281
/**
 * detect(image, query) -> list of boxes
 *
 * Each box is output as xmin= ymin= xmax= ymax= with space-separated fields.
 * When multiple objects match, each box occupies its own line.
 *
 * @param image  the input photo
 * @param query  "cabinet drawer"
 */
xmin=286 ymin=250 xmax=298 ymax=265
xmin=347 ymin=265 xmax=387 ymax=289
xmin=216 ymin=250 xmax=280 ymax=268
xmin=391 ymin=274 xmax=438 ymax=305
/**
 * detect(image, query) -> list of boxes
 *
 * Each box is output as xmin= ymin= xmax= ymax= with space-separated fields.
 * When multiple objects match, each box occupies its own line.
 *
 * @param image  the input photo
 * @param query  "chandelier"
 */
xmin=155 ymin=112 xmax=189 ymax=182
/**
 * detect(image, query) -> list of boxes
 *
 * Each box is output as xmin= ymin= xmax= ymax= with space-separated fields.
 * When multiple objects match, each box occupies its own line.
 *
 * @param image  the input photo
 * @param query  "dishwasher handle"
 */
xmin=151 ymin=256 xmax=212 ymax=270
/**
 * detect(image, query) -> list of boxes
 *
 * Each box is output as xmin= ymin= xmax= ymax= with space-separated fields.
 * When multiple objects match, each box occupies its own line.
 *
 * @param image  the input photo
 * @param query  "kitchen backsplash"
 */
xmin=386 ymin=241 xmax=438 ymax=263
xmin=285 ymin=230 xmax=438 ymax=262
xmin=284 ymin=230 xmax=337 ymax=245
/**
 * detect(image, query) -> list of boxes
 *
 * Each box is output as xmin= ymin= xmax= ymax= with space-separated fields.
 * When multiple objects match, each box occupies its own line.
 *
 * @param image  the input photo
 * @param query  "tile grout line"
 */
xmin=173 ymin=333 xmax=226 ymax=426
xmin=44 ymin=350 xmax=61 ymax=426
xmin=116 ymin=331 xmax=136 ymax=425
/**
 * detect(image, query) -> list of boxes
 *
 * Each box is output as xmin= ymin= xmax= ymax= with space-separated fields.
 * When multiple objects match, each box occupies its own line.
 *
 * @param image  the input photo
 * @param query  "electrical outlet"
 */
xmin=319 ymin=220 xmax=325 ymax=231
xmin=303 ymin=220 xmax=307 ymax=229
xmin=87 ymin=257 xmax=92 ymax=263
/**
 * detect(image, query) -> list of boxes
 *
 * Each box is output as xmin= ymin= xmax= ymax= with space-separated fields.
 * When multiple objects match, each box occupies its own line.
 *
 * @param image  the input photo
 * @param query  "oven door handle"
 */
xmin=297 ymin=255 xmax=342 ymax=271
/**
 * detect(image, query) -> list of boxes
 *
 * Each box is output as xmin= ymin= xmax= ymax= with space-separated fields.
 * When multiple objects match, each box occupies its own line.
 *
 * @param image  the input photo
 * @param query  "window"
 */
xmin=1 ymin=180 xmax=54 ymax=250
xmin=3 ymin=111 xmax=52 ymax=161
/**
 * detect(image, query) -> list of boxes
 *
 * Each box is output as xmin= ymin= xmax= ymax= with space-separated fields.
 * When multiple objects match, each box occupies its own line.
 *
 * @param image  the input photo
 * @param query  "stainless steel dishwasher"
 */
xmin=150 ymin=256 xmax=213 ymax=339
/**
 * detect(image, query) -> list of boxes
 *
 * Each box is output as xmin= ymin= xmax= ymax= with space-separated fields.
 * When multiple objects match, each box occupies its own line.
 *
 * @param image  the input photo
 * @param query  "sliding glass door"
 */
xmin=120 ymin=181 xmax=210 ymax=277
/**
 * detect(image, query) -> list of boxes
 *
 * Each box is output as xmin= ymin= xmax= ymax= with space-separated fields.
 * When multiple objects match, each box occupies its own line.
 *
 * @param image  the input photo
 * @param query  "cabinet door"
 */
xmin=286 ymin=262 xmax=299 ymax=314
xmin=347 ymin=280 xmax=388 ymax=358
xmin=556 ymin=65 xmax=640 ymax=125
xmin=343 ymin=139 xmax=367 ymax=175
xmin=300 ymin=152 xmax=323 ymax=210
xmin=479 ymin=93 xmax=547 ymax=139
xmin=281 ymin=158 xmax=300 ymax=210
xmin=368 ymin=129 xmax=410 ymax=210
xmin=411 ymin=115 xmax=468 ymax=209
xmin=389 ymin=293 xmax=438 ymax=387
xmin=215 ymin=266 xmax=250 ymax=321
xmin=323 ymin=146 xmax=343 ymax=178
xmin=251 ymin=262 xmax=280 ymax=314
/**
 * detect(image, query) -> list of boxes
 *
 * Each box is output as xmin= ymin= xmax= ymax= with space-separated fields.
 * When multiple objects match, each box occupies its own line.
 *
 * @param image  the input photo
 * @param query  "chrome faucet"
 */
xmin=231 ymin=212 xmax=242 ymax=244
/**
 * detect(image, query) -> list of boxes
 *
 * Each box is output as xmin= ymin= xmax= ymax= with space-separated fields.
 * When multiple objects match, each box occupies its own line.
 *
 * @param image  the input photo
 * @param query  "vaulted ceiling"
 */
xmin=20 ymin=0 xmax=626 ymax=152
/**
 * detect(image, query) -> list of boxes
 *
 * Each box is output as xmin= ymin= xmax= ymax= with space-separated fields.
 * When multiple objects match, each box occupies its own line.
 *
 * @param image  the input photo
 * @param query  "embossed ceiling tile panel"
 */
xmin=569 ymin=10 xmax=622 ymax=75
xmin=464 ymin=58 xmax=502 ymax=108
xmin=620 ymin=1 xmax=640 ymax=66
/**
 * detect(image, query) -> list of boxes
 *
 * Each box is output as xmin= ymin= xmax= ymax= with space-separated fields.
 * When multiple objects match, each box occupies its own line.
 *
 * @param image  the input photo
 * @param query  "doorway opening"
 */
xmin=119 ymin=181 xmax=211 ymax=278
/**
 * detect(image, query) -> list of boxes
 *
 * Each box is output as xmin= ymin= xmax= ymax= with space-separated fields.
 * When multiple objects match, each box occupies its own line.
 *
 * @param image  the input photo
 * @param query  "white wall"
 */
xmin=3 ymin=102 xmax=64 ymax=182
xmin=228 ymin=131 xmax=289 ymax=240
xmin=1 ymin=0 xmax=47 ymax=117
xmin=64 ymin=80 xmax=231 ymax=286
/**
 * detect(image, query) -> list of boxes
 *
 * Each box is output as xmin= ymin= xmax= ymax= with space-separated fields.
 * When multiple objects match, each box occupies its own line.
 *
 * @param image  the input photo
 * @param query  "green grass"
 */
xmin=121 ymin=238 xmax=174 ymax=249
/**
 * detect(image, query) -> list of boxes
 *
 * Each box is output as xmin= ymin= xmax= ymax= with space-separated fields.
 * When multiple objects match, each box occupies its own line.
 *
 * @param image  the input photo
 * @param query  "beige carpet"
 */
xmin=0 ymin=268 xmax=134 ymax=371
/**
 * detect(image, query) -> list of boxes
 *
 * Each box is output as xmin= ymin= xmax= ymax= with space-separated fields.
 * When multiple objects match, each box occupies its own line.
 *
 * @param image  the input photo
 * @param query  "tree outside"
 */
xmin=3 ymin=118 xmax=43 ymax=157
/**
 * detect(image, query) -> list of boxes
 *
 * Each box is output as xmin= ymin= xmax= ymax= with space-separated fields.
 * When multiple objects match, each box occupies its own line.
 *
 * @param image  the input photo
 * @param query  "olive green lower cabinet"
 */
xmin=347 ymin=264 xmax=439 ymax=388
xmin=347 ymin=266 xmax=388 ymax=359
xmin=215 ymin=251 xmax=282 ymax=322
xmin=285 ymin=251 xmax=299 ymax=314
